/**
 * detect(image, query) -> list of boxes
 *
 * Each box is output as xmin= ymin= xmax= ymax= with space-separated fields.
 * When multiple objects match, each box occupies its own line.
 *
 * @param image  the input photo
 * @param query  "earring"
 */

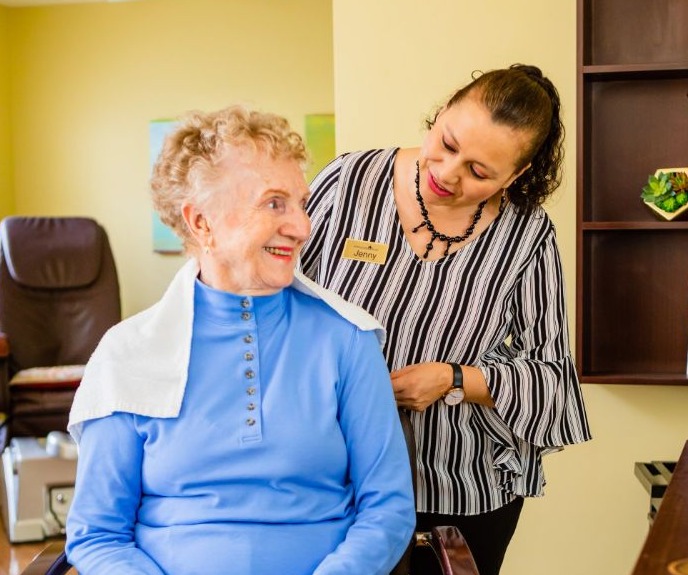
xmin=202 ymin=233 xmax=213 ymax=255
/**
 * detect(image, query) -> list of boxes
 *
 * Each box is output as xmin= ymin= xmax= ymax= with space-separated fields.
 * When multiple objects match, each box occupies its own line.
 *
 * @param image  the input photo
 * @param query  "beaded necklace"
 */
xmin=411 ymin=161 xmax=488 ymax=259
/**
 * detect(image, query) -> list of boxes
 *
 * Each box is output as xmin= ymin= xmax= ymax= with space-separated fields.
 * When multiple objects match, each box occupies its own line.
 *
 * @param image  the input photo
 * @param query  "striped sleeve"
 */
xmin=480 ymin=230 xmax=592 ymax=448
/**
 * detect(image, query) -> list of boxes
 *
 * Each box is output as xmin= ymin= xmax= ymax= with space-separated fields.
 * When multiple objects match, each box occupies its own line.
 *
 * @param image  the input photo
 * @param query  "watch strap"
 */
xmin=447 ymin=363 xmax=463 ymax=392
xmin=443 ymin=363 xmax=465 ymax=406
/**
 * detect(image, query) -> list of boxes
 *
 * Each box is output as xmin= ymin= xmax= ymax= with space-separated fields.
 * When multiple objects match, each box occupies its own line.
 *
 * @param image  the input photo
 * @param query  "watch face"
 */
xmin=444 ymin=388 xmax=465 ymax=406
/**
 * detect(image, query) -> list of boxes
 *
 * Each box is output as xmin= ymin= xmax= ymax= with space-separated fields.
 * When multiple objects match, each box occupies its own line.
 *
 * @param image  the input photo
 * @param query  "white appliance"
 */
xmin=0 ymin=431 xmax=77 ymax=542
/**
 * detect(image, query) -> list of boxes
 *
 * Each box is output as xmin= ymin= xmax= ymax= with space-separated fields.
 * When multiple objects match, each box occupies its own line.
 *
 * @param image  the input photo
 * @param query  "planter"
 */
xmin=644 ymin=198 xmax=688 ymax=221
xmin=643 ymin=167 xmax=688 ymax=221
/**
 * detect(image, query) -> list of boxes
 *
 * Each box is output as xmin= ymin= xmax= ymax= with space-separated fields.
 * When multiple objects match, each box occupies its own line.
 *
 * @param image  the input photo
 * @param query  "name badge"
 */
xmin=341 ymin=238 xmax=389 ymax=265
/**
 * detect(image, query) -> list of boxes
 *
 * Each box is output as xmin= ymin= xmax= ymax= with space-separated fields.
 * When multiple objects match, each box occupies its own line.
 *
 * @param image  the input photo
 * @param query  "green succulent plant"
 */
xmin=641 ymin=172 xmax=673 ymax=204
xmin=659 ymin=196 xmax=678 ymax=212
xmin=641 ymin=170 xmax=688 ymax=213
xmin=670 ymin=171 xmax=688 ymax=193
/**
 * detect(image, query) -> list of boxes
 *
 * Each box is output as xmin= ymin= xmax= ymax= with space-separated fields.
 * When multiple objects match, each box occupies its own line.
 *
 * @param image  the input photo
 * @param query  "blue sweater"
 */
xmin=66 ymin=280 xmax=415 ymax=575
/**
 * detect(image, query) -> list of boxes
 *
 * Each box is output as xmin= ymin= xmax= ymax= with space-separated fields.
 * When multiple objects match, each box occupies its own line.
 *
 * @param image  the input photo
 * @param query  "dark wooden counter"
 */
xmin=632 ymin=440 xmax=688 ymax=575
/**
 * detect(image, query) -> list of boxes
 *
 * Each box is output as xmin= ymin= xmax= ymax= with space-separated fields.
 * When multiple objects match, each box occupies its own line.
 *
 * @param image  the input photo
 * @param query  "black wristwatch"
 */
xmin=443 ymin=363 xmax=465 ymax=406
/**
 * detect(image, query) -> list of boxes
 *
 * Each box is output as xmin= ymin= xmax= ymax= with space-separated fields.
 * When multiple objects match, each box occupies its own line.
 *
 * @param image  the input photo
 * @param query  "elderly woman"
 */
xmin=65 ymin=106 xmax=415 ymax=575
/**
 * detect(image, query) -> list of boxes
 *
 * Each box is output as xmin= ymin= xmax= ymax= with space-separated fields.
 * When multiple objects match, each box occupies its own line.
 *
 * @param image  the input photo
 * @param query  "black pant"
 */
xmin=411 ymin=497 xmax=524 ymax=575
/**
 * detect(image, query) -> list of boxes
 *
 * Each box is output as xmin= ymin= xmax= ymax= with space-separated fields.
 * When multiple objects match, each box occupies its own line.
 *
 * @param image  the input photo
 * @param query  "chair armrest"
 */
xmin=0 ymin=332 xmax=8 ymax=359
xmin=21 ymin=540 xmax=73 ymax=575
xmin=429 ymin=526 xmax=479 ymax=575
xmin=0 ymin=331 xmax=9 ymax=413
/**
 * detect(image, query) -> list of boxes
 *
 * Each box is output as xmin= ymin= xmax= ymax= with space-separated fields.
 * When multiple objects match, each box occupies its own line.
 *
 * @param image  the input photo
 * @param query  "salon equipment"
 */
xmin=0 ymin=216 xmax=120 ymax=444
xmin=0 ymin=431 xmax=77 ymax=543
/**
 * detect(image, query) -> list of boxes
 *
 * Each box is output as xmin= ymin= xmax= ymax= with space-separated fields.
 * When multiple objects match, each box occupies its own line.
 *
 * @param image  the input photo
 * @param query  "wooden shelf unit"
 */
xmin=575 ymin=0 xmax=688 ymax=385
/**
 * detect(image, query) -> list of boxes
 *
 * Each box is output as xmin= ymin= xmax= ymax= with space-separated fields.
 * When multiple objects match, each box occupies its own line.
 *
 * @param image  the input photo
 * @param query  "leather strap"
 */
xmin=449 ymin=363 xmax=464 ymax=390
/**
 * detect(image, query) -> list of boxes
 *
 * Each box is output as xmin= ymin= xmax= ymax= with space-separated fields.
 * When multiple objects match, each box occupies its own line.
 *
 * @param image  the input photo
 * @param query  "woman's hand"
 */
xmin=390 ymin=362 xmax=452 ymax=411
xmin=391 ymin=362 xmax=495 ymax=410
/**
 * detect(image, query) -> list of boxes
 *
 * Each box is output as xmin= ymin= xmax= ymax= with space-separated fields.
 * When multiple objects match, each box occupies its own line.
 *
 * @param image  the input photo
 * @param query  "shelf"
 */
xmin=581 ymin=374 xmax=688 ymax=386
xmin=584 ymin=0 xmax=688 ymax=68
xmin=578 ymin=231 xmax=688 ymax=382
xmin=580 ymin=78 xmax=688 ymax=222
xmin=582 ymin=63 xmax=688 ymax=80
xmin=582 ymin=222 xmax=688 ymax=231
xmin=577 ymin=0 xmax=688 ymax=386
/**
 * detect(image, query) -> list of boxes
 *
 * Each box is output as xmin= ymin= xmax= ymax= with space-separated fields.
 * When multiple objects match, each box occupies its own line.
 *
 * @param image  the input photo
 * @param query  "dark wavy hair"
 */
xmin=426 ymin=64 xmax=565 ymax=215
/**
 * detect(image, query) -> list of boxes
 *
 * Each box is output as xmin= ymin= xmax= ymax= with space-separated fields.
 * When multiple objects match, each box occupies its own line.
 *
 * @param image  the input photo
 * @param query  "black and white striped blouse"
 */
xmin=300 ymin=148 xmax=591 ymax=516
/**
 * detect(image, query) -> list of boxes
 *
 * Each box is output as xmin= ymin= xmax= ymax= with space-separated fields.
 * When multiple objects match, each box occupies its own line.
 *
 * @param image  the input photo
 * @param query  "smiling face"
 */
xmin=184 ymin=144 xmax=311 ymax=295
xmin=419 ymin=96 xmax=533 ymax=208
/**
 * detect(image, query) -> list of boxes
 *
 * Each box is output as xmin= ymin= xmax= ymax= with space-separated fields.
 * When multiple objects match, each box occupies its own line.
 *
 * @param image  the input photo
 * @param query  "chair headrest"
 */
xmin=0 ymin=216 xmax=104 ymax=289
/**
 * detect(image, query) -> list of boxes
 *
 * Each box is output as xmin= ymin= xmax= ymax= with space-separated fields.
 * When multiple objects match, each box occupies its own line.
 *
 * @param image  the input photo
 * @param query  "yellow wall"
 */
xmin=0 ymin=6 xmax=13 ymax=218
xmin=4 ymin=1 xmax=688 ymax=573
xmin=331 ymin=1 xmax=688 ymax=575
xmin=7 ymin=0 xmax=333 ymax=317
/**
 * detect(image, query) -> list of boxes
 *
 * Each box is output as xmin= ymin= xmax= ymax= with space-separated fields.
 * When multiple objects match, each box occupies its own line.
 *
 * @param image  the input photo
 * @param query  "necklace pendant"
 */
xmin=424 ymin=241 xmax=435 ymax=259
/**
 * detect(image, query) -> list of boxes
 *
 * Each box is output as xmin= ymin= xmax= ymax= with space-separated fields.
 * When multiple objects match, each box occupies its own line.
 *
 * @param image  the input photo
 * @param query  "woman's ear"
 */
xmin=505 ymin=162 xmax=531 ymax=189
xmin=181 ymin=202 xmax=211 ymax=247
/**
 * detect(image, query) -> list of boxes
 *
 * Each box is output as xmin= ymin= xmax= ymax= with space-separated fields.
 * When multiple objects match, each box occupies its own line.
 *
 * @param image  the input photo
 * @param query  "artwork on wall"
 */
xmin=304 ymin=113 xmax=335 ymax=184
xmin=149 ymin=119 xmax=183 ymax=254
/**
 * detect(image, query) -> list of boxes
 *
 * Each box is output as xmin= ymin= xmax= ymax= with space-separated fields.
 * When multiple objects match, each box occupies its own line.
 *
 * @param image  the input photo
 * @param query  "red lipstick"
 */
xmin=427 ymin=172 xmax=453 ymax=198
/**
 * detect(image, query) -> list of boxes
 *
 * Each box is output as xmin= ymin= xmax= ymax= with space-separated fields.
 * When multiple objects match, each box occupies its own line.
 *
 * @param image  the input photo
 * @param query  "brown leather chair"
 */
xmin=0 ymin=216 xmax=120 ymax=446
xmin=20 ymin=541 xmax=73 ymax=575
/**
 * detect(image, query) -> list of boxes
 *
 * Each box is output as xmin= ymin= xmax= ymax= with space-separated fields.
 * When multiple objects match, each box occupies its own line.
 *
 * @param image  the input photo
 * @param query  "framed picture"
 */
xmin=304 ymin=113 xmax=335 ymax=184
xmin=149 ymin=119 xmax=183 ymax=254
